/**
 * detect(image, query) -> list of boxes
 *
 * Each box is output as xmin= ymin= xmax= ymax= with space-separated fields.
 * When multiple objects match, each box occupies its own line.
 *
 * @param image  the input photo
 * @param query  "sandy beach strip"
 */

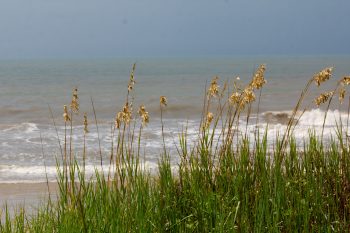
xmin=0 ymin=182 xmax=58 ymax=213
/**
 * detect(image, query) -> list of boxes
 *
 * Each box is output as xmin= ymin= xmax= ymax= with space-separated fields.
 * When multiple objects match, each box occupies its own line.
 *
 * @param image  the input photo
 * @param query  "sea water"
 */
xmin=1 ymin=56 xmax=350 ymax=183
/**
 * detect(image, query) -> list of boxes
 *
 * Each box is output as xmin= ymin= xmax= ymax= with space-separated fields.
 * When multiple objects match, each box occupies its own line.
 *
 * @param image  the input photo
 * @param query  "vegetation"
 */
xmin=1 ymin=65 xmax=350 ymax=232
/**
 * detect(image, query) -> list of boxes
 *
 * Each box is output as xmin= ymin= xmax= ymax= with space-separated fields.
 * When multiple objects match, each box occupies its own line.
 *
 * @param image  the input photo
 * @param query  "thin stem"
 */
xmin=91 ymin=97 xmax=103 ymax=170
xmin=83 ymin=132 xmax=86 ymax=176
xmin=64 ymin=121 xmax=68 ymax=196
xmin=281 ymin=78 xmax=313 ymax=155
xmin=48 ymin=104 xmax=63 ymax=161
xmin=245 ymin=103 xmax=252 ymax=139
xmin=69 ymin=112 xmax=73 ymax=167
xmin=321 ymin=81 xmax=341 ymax=142
xmin=39 ymin=130 xmax=52 ymax=204
xmin=346 ymin=96 xmax=350 ymax=145
xmin=108 ymin=122 xmax=115 ymax=183
xmin=160 ymin=104 xmax=166 ymax=154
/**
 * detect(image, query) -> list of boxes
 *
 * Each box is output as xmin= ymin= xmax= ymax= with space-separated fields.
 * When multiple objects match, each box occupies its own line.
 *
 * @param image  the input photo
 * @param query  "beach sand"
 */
xmin=0 ymin=182 xmax=58 ymax=215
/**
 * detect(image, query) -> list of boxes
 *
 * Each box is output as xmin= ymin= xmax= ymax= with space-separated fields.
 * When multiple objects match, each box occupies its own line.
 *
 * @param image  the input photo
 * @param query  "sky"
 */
xmin=0 ymin=0 xmax=349 ymax=59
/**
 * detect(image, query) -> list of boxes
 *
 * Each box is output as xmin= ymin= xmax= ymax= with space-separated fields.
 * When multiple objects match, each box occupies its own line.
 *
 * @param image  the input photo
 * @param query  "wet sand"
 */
xmin=0 ymin=182 xmax=58 ymax=213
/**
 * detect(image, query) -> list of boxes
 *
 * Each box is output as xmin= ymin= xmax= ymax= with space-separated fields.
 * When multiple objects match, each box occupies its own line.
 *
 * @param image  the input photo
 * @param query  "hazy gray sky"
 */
xmin=0 ymin=0 xmax=349 ymax=59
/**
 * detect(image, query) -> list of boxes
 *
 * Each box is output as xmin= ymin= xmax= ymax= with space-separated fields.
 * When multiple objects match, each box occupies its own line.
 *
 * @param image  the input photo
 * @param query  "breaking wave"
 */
xmin=1 ymin=109 xmax=349 ymax=183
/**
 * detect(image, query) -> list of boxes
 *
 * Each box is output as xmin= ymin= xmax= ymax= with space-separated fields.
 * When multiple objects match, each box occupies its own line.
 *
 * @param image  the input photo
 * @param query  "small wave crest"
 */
xmin=0 ymin=162 xmax=161 ymax=184
xmin=2 ymin=122 xmax=39 ymax=133
xmin=262 ymin=109 xmax=350 ymax=127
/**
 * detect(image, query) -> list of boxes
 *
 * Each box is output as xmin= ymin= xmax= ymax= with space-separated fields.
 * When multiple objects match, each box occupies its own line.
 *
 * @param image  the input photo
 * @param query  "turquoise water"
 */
xmin=0 ymin=56 xmax=350 ymax=182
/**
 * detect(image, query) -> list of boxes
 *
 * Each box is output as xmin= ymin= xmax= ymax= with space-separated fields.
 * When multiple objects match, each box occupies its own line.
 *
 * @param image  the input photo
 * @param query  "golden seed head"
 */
xmin=208 ymin=76 xmax=220 ymax=98
xmin=83 ymin=113 xmax=89 ymax=134
xmin=203 ymin=112 xmax=214 ymax=129
xmin=142 ymin=113 xmax=149 ymax=126
xmin=314 ymin=91 xmax=334 ymax=107
xmin=243 ymin=87 xmax=256 ymax=104
xmin=115 ymin=102 xmax=132 ymax=128
xmin=63 ymin=105 xmax=70 ymax=122
xmin=238 ymin=102 xmax=246 ymax=111
xmin=220 ymin=81 xmax=228 ymax=97
xmin=115 ymin=111 xmax=124 ymax=129
xmin=70 ymin=87 xmax=79 ymax=113
xmin=207 ymin=112 xmax=214 ymax=122
xmin=138 ymin=105 xmax=146 ymax=115
xmin=339 ymin=87 xmax=346 ymax=104
xmin=342 ymin=76 xmax=350 ymax=85
xmin=138 ymin=105 xmax=149 ymax=127
xmin=229 ymin=92 xmax=241 ymax=105
xmin=127 ymin=83 xmax=134 ymax=91
xmin=128 ymin=63 xmax=136 ymax=92
xmin=122 ymin=102 xmax=132 ymax=124
xmin=160 ymin=96 xmax=167 ymax=106
xmin=250 ymin=64 xmax=267 ymax=90
xmin=313 ymin=67 xmax=333 ymax=87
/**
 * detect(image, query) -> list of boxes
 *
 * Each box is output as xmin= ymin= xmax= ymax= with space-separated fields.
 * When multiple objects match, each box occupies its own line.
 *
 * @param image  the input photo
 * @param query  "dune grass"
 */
xmin=1 ymin=65 xmax=350 ymax=232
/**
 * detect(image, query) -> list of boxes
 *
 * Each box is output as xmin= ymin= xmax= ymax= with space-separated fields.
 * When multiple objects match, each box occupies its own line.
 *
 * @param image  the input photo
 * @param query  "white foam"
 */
xmin=297 ymin=109 xmax=349 ymax=127
xmin=2 ymin=122 xmax=39 ymax=133
xmin=0 ymin=161 xmax=161 ymax=183
xmin=1 ymin=110 xmax=349 ymax=183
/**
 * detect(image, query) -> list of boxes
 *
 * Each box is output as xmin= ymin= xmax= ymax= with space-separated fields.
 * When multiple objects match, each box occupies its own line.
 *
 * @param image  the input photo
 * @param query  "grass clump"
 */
xmin=1 ymin=64 xmax=350 ymax=232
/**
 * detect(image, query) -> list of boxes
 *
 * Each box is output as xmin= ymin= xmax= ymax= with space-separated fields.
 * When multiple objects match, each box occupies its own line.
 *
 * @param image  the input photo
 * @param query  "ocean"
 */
xmin=1 ymin=56 xmax=350 ymax=183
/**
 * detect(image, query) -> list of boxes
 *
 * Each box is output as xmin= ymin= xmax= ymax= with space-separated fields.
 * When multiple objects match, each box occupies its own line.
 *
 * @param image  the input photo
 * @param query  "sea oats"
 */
xmin=63 ymin=105 xmax=70 ymax=122
xmin=231 ymin=87 xmax=255 ymax=111
xmin=122 ymin=102 xmax=132 ymax=124
xmin=128 ymin=63 xmax=136 ymax=91
xmin=314 ymin=91 xmax=334 ymax=107
xmin=70 ymin=88 xmax=79 ymax=113
xmin=115 ymin=112 xmax=124 ymax=129
xmin=138 ymin=105 xmax=146 ymax=115
xmin=313 ymin=67 xmax=333 ymax=87
xmin=339 ymin=87 xmax=346 ymax=104
xmin=141 ymin=113 xmax=149 ymax=126
xmin=342 ymin=76 xmax=350 ymax=85
xmin=83 ymin=113 xmax=89 ymax=134
xmin=243 ymin=87 xmax=256 ymax=104
xmin=160 ymin=96 xmax=167 ymax=107
xmin=207 ymin=112 xmax=214 ymax=122
xmin=208 ymin=76 xmax=220 ymax=98
xmin=229 ymin=92 xmax=241 ymax=105
xmin=138 ymin=105 xmax=150 ymax=126
xmin=204 ymin=112 xmax=214 ymax=129
xmin=220 ymin=81 xmax=228 ymax=97
xmin=250 ymin=64 xmax=267 ymax=90
xmin=114 ymin=102 xmax=133 ymax=128
xmin=238 ymin=102 xmax=247 ymax=111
